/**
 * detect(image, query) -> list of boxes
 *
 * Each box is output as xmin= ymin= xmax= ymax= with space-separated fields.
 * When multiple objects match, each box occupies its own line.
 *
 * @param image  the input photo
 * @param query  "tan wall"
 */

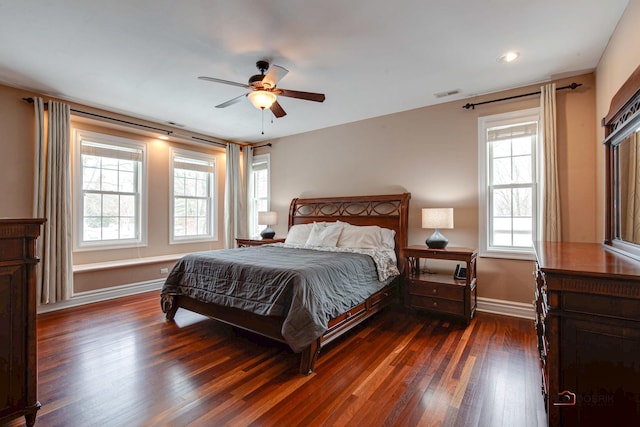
xmin=262 ymin=73 xmax=598 ymax=304
xmin=595 ymin=1 xmax=640 ymax=242
xmin=0 ymin=83 xmax=227 ymax=293
xmin=0 ymin=85 xmax=37 ymax=217
xmin=74 ymin=260 xmax=179 ymax=293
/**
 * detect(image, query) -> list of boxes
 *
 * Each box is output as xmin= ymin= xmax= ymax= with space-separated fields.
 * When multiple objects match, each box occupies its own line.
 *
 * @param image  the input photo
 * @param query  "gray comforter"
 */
xmin=161 ymin=245 xmax=396 ymax=352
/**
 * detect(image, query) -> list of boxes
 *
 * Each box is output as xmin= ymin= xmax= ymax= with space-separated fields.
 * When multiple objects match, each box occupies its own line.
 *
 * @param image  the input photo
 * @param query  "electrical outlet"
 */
xmin=160 ymin=268 xmax=169 ymax=274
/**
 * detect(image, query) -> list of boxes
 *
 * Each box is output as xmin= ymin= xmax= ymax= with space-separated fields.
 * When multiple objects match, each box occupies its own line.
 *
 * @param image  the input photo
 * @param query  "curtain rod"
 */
xmin=253 ymin=143 xmax=272 ymax=149
xmin=461 ymin=82 xmax=582 ymax=110
xmin=22 ymin=97 xmax=228 ymax=148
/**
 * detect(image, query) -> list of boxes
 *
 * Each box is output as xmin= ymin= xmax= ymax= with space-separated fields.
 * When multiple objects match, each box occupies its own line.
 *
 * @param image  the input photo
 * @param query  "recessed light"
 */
xmin=498 ymin=51 xmax=520 ymax=63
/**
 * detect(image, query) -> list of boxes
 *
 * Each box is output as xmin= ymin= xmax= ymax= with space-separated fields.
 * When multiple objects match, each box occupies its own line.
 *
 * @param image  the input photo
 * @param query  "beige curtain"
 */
xmin=244 ymin=147 xmax=254 ymax=230
xmin=33 ymin=98 xmax=73 ymax=304
xmin=540 ymin=83 xmax=562 ymax=241
xmin=625 ymin=132 xmax=640 ymax=242
xmin=224 ymin=144 xmax=249 ymax=248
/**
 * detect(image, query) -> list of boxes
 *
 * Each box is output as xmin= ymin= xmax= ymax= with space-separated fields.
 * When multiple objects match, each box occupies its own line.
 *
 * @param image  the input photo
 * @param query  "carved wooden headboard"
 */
xmin=288 ymin=193 xmax=411 ymax=271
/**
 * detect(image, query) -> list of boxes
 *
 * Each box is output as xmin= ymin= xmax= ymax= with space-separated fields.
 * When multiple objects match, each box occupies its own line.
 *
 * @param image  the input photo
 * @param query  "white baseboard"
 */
xmin=477 ymin=296 xmax=535 ymax=320
xmin=37 ymin=279 xmax=164 ymax=314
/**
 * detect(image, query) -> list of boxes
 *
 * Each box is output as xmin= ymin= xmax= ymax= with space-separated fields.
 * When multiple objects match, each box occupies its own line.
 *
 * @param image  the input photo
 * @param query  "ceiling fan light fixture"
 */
xmin=248 ymin=90 xmax=276 ymax=110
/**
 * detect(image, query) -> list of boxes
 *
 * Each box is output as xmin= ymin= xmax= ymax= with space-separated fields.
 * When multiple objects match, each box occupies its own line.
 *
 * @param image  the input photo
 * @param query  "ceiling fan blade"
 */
xmin=270 ymin=100 xmax=287 ymax=118
xmin=198 ymin=76 xmax=250 ymax=89
xmin=215 ymin=93 xmax=247 ymax=108
xmin=276 ymin=88 xmax=325 ymax=103
xmin=262 ymin=65 xmax=289 ymax=89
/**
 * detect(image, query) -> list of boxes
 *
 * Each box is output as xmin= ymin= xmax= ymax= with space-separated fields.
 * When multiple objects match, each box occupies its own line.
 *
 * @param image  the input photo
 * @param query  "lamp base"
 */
xmin=260 ymin=226 xmax=275 ymax=239
xmin=426 ymin=229 xmax=448 ymax=249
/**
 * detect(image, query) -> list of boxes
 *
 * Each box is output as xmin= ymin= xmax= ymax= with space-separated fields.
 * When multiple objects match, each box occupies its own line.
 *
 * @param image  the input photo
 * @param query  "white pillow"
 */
xmin=380 ymin=227 xmax=396 ymax=250
xmin=305 ymin=222 xmax=343 ymax=247
xmin=337 ymin=223 xmax=384 ymax=249
xmin=284 ymin=223 xmax=315 ymax=245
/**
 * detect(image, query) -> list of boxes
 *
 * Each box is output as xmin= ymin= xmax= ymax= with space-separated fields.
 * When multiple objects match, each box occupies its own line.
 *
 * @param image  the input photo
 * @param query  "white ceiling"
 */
xmin=0 ymin=0 xmax=628 ymax=143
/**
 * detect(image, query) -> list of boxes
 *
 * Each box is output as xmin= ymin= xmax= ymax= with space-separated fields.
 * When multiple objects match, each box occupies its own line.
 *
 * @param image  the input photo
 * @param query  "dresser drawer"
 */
xmin=0 ymin=238 xmax=24 ymax=261
xmin=561 ymin=292 xmax=640 ymax=322
xmin=407 ymin=280 xmax=464 ymax=301
xmin=408 ymin=295 xmax=464 ymax=316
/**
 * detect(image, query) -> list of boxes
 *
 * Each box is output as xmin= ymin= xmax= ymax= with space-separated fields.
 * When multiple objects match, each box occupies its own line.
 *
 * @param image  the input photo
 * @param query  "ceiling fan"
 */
xmin=198 ymin=60 xmax=325 ymax=118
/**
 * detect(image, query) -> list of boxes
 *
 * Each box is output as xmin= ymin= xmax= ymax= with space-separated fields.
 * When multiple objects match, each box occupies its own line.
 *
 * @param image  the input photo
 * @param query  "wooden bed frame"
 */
xmin=161 ymin=193 xmax=411 ymax=374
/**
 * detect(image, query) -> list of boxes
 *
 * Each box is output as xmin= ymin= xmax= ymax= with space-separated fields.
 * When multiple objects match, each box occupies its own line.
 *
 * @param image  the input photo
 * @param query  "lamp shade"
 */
xmin=248 ymin=90 xmax=277 ymax=110
xmin=258 ymin=211 xmax=278 ymax=226
xmin=422 ymin=208 xmax=454 ymax=229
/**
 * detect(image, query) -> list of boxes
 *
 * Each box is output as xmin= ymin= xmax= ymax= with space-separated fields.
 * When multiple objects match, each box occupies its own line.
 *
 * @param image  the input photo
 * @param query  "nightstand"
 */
xmin=403 ymin=245 xmax=477 ymax=323
xmin=235 ymin=237 xmax=285 ymax=247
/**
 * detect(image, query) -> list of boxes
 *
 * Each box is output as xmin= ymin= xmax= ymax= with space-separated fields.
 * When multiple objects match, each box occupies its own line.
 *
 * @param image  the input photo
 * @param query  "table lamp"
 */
xmin=422 ymin=208 xmax=454 ymax=249
xmin=258 ymin=211 xmax=278 ymax=239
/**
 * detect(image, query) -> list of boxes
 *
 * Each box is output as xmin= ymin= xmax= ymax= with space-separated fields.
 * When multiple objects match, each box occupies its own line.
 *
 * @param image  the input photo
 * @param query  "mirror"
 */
xmin=617 ymin=128 xmax=640 ymax=244
xmin=615 ymin=127 xmax=640 ymax=245
xmin=604 ymin=63 xmax=640 ymax=259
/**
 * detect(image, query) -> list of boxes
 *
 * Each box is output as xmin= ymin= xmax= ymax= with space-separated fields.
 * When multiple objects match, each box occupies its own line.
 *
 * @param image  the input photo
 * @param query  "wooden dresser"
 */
xmin=534 ymin=241 xmax=640 ymax=427
xmin=0 ymin=219 xmax=45 ymax=427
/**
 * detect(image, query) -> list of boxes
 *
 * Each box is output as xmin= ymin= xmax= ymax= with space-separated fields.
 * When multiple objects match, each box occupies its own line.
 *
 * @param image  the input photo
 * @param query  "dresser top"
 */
xmin=534 ymin=241 xmax=640 ymax=281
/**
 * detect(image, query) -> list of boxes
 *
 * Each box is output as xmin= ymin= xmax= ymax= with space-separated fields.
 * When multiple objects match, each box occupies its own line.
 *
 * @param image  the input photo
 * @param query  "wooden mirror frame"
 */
xmin=604 ymin=64 xmax=640 ymax=259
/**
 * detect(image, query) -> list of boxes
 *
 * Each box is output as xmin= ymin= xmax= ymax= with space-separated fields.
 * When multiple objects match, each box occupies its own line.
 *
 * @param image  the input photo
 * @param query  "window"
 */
xmin=249 ymin=154 xmax=270 ymax=237
xmin=170 ymin=148 xmax=217 ymax=243
xmin=478 ymin=108 xmax=540 ymax=259
xmin=74 ymin=130 xmax=147 ymax=250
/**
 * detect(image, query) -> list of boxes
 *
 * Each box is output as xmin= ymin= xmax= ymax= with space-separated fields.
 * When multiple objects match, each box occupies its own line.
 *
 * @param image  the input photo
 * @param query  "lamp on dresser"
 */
xmin=258 ymin=211 xmax=278 ymax=239
xmin=422 ymin=208 xmax=454 ymax=249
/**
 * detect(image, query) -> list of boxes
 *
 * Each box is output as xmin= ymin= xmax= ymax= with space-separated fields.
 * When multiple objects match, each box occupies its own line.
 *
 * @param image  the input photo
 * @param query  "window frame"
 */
xmin=478 ymin=107 xmax=541 ymax=260
xmin=73 ymin=129 xmax=148 ymax=251
xmin=169 ymin=147 xmax=218 ymax=244
xmin=249 ymin=153 xmax=271 ymax=238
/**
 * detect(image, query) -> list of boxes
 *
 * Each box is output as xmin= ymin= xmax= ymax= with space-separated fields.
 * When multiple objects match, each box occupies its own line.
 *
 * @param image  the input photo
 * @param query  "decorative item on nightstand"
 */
xmin=422 ymin=208 xmax=454 ymax=249
xmin=258 ymin=211 xmax=278 ymax=239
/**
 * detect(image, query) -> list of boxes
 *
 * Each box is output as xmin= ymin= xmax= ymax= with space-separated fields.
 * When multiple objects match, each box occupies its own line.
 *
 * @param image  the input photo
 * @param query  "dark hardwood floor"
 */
xmin=8 ymin=291 xmax=546 ymax=427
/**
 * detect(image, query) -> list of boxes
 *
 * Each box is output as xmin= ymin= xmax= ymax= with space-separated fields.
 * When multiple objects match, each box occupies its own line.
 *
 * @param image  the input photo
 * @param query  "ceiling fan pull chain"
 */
xmin=261 ymin=108 xmax=265 ymax=135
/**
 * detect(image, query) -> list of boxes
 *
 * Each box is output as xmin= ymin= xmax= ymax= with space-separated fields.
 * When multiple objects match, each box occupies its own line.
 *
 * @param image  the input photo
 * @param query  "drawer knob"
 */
xmin=432 ymin=289 xmax=438 ymax=295
xmin=432 ymin=301 xmax=438 ymax=308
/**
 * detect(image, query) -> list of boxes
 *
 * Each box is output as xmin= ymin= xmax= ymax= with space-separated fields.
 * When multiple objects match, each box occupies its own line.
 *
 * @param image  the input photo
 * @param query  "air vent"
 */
xmin=434 ymin=89 xmax=460 ymax=98
xmin=166 ymin=121 xmax=185 ymax=127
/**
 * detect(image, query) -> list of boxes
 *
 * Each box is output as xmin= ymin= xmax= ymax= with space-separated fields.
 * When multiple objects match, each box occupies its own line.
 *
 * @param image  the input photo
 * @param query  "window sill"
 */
xmin=73 ymin=253 xmax=188 ymax=273
xmin=478 ymin=249 xmax=535 ymax=261
xmin=170 ymin=236 xmax=217 ymax=245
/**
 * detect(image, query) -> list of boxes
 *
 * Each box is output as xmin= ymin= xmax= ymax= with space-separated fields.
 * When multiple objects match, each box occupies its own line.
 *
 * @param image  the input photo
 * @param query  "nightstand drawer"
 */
xmin=407 ymin=280 xmax=464 ymax=301
xmin=408 ymin=295 xmax=464 ymax=316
